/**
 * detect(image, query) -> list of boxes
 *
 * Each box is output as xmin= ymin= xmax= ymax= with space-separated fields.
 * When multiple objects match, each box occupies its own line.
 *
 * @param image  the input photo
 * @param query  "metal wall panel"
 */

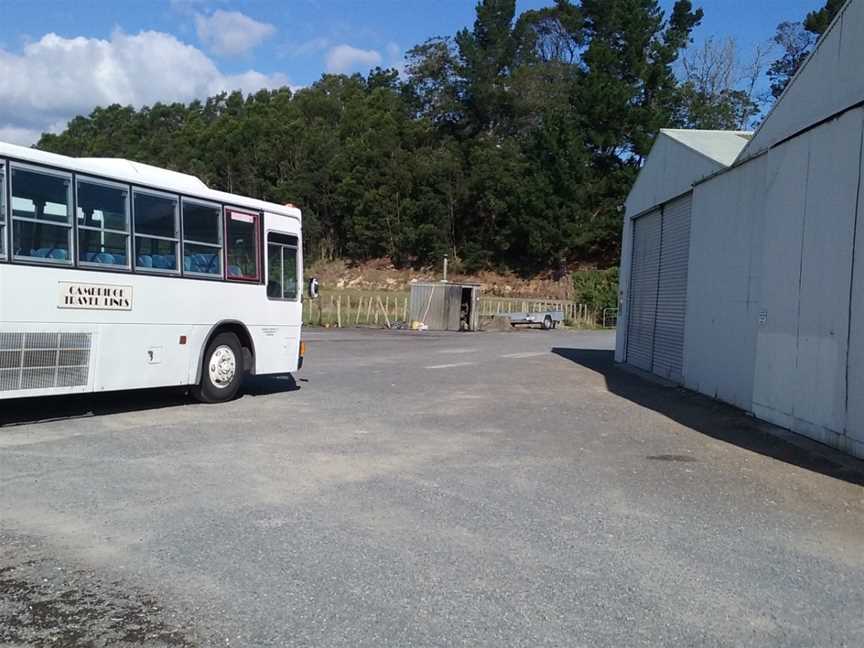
xmin=409 ymin=284 xmax=447 ymax=330
xmin=753 ymin=109 xmax=863 ymax=455
xmin=793 ymin=109 xmax=860 ymax=436
xmin=626 ymin=210 xmax=661 ymax=371
xmin=752 ymin=135 xmax=811 ymax=429
xmin=685 ymin=155 xmax=767 ymax=410
xmin=653 ymin=194 xmax=692 ymax=382
xmin=848 ymin=137 xmax=864 ymax=457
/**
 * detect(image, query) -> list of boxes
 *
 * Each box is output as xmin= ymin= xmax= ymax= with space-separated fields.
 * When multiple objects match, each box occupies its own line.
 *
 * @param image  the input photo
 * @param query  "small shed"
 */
xmin=408 ymin=282 xmax=481 ymax=331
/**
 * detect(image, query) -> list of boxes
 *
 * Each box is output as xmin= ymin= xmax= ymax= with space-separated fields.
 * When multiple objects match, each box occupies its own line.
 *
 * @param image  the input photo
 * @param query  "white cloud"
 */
xmin=195 ymin=10 xmax=275 ymax=57
xmin=325 ymin=44 xmax=382 ymax=74
xmin=0 ymin=30 xmax=289 ymax=146
xmin=384 ymin=41 xmax=405 ymax=76
xmin=283 ymin=36 xmax=331 ymax=59
xmin=0 ymin=126 xmax=47 ymax=146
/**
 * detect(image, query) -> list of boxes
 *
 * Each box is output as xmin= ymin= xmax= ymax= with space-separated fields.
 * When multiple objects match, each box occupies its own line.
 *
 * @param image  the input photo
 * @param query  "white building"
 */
xmin=616 ymin=0 xmax=864 ymax=459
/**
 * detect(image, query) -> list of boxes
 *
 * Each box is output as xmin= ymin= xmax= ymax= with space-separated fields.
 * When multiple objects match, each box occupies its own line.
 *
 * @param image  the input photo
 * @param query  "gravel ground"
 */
xmin=0 ymin=328 xmax=862 ymax=647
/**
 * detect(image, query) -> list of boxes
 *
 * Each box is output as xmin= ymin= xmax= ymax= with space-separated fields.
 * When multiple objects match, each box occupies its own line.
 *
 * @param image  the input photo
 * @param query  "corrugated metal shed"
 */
xmin=408 ymin=282 xmax=480 ymax=331
xmin=617 ymin=0 xmax=864 ymax=459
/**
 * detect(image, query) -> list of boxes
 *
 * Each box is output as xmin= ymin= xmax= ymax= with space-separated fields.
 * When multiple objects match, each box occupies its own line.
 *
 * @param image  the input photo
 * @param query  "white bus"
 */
xmin=0 ymin=141 xmax=306 ymax=403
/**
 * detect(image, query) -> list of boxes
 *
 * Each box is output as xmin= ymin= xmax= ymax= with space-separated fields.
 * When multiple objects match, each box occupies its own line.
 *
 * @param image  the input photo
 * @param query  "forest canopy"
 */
xmin=34 ymin=0 xmax=830 ymax=275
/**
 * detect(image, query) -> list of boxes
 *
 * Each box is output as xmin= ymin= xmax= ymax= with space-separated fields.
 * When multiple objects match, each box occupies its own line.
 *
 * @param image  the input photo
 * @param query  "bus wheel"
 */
xmin=193 ymin=332 xmax=243 ymax=403
xmin=542 ymin=315 xmax=553 ymax=330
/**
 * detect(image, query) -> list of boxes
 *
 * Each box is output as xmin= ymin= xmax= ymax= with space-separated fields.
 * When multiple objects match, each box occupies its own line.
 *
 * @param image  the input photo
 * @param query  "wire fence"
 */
xmin=303 ymin=292 xmax=618 ymax=329
xmin=303 ymin=293 xmax=409 ymax=328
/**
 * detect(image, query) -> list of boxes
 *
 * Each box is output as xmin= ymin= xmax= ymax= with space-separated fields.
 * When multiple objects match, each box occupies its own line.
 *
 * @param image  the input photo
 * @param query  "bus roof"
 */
xmin=0 ymin=140 xmax=301 ymax=221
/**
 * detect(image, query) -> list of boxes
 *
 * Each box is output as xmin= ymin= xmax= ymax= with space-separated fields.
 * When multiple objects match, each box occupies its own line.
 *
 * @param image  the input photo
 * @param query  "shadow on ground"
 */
xmin=0 ymin=374 xmax=299 ymax=427
xmin=552 ymin=348 xmax=864 ymax=487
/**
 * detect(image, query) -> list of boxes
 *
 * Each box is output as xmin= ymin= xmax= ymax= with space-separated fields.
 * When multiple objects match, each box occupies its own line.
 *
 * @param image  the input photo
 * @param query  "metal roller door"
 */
xmin=652 ymin=194 xmax=692 ymax=382
xmin=625 ymin=194 xmax=692 ymax=381
xmin=626 ymin=210 xmax=661 ymax=371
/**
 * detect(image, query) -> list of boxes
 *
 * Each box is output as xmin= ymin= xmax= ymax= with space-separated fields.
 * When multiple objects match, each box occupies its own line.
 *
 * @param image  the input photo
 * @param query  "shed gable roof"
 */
xmin=625 ymin=129 xmax=750 ymax=217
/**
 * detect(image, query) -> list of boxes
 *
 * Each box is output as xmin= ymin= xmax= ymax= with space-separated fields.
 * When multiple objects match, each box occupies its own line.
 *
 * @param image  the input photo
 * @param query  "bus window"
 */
xmin=10 ymin=165 xmax=73 ymax=263
xmin=76 ymin=177 xmax=130 ymax=267
xmin=133 ymin=190 xmax=179 ymax=272
xmin=267 ymin=242 xmax=282 ymax=298
xmin=182 ymin=199 xmax=222 ymax=277
xmin=0 ymin=162 xmax=5 ymax=258
xmin=225 ymin=210 xmax=259 ymax=281
xmin=266 ymin=232 xmax=298 ymax=300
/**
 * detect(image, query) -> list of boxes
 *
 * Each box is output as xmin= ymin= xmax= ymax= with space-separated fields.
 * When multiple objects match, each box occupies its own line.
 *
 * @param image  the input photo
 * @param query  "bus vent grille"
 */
xmin=0 ymin=332 xmax=92 ymax=392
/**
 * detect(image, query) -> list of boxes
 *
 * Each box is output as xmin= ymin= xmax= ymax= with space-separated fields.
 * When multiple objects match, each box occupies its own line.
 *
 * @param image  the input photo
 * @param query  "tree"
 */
xmin=576 ymin=0 xmax=703 ymax=161
xmin=767 ymin=0 xmax=843 ymax=100
xmin=455 ymin=0 xmax=520 ymax=136
xmin=36 ymin=0 xmax=777 ymax=276
xmin=677 ymin=37 xmax=769 ymax=130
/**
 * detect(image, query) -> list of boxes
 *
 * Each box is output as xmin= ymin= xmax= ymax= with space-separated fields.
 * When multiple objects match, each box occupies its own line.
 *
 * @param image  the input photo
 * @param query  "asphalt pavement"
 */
xmin=1 ymin=327 xmax=862 ymax=647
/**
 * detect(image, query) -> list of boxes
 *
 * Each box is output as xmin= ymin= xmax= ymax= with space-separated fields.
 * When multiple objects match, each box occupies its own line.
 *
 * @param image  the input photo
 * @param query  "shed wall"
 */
xmin=684 ymin=155 xmax=767 ymax=410
xmin=751 ymin=108 xmax=864 ymax=453
xmin=848 ymin=169 xmax=864 ymax=457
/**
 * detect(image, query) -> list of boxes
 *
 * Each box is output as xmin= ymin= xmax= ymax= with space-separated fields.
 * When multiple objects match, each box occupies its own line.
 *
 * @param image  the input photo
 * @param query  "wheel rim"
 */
xmin=208 ymin=345 xmax=237 ymax=389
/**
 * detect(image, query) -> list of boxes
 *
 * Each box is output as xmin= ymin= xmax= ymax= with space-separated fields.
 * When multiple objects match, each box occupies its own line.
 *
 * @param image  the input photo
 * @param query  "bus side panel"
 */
xmin=251 ymin=325 xmax=300 ymax=375
xmin=94 ymin=324 xmax=197 ymax=391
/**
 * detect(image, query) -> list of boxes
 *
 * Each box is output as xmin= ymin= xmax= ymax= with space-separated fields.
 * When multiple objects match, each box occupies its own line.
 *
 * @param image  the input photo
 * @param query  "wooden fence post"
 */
xmin=337 ymin=295 xmax=342 ymax=328
xmin=377 ymin=297 xmax=391 ymax=328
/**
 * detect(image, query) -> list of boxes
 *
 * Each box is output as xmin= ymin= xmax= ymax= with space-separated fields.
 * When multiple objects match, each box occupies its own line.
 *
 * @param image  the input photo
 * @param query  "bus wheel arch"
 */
xmin=195 ymin=320 xmax=256 ymax=385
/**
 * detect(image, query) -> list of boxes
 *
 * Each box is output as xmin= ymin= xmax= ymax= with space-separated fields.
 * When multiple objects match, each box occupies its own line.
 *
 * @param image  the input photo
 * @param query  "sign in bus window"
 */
xmin=133 ymin=191 xmax=179 ymax=272
xmin=226 ymin=210 xmax=259 ymax=281
xmin=77 ymin=178 xmax=130 ymax=267
xmin=10 ymin=165 xmax=72 ymax=263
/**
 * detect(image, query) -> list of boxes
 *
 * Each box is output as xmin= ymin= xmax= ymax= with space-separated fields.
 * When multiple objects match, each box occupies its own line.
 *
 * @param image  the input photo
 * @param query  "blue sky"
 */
xmin=0 ymin=0 xmax=820 ymax=144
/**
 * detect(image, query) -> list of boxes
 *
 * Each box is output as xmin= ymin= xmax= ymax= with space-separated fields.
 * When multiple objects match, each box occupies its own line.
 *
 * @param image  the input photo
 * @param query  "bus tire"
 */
xmin=192 ymin=332 xmax=243 ymax=403
xmin=542 ymin=315 xmax=553 ymax=330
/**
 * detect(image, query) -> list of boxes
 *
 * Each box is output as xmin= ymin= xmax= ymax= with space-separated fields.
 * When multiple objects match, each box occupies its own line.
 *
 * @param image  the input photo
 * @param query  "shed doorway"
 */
xmin=626 ymin=193 xmax=692 ymax=382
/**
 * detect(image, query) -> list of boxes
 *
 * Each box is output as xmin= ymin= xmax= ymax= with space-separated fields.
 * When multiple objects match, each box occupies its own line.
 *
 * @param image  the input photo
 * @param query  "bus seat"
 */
xmin=48 ymin=249 xmax=67 ymax=260
xmin=94 ymin=253 xmax=114 ymax=265
xmin=201 ymin=254 xmax=217 ymax=273
xmin=228 ymin=265 xmax=242 ymax=277
xmin=137 ymin=255 xmax=153 ymax=267
xmin=152 ymin=255 xmax=174 ymax=269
